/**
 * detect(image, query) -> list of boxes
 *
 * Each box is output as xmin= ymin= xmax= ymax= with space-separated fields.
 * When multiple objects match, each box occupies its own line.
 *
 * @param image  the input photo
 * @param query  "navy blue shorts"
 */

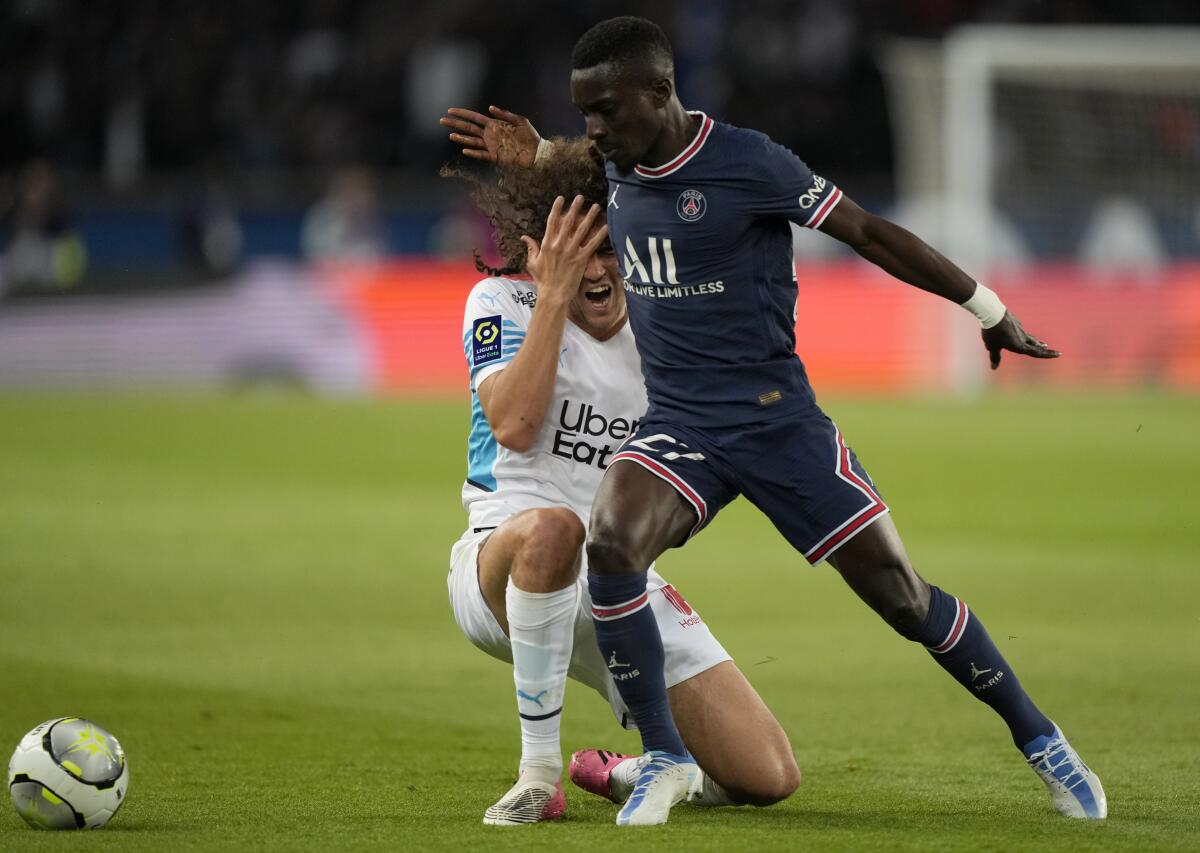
xmin=609 ymin=409 xmax=888 ymax=564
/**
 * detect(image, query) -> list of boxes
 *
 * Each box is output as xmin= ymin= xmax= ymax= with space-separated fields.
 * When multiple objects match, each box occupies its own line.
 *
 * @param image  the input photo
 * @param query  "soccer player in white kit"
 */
xmin=443 ymin=137 xmax=799 ymax=824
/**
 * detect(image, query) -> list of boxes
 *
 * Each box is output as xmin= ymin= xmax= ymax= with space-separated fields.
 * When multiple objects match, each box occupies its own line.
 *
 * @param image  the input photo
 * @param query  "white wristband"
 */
xmin=961 ymin=282 xmax=1007 ymax=329
xmin=535 ymin=138 xmax=553 ymax=164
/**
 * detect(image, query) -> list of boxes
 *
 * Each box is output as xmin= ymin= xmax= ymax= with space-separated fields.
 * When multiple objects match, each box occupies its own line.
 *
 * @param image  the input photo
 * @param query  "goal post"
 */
xmin=881 ymin=26 xmax=1200 ymax=392
xmin=943 ymin=25 xmax=1200 ymax=272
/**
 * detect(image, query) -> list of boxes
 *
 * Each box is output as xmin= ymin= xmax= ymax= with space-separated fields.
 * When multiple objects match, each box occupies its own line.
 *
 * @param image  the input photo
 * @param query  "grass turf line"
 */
xmin=0 ymin=392 xmax=1197 ymax=851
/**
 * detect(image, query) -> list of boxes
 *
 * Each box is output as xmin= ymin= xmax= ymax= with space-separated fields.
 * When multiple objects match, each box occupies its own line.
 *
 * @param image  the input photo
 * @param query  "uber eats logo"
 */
xmin=472 ymin=315 xmax=502 ymax=365
xmin=553 ymin=399 xmax=639 ymax=469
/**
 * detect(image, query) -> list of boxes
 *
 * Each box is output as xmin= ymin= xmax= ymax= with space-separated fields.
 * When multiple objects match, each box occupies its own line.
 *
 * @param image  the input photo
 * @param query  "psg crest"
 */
xmin=676 ymin=189 xmax=706 ymax=222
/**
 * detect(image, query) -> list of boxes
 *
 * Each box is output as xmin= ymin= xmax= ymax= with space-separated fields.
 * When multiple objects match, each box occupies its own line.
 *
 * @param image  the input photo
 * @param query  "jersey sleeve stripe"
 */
xmin=803 ymin=186 xmax=843 ymax=229
xmin=470 ymin=355 xmax=513 ymax=378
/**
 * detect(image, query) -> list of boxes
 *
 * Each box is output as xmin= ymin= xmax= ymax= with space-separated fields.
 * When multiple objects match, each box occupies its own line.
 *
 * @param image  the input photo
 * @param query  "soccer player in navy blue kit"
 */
xmin=443 ymin=16 xmax=1105 ymax=827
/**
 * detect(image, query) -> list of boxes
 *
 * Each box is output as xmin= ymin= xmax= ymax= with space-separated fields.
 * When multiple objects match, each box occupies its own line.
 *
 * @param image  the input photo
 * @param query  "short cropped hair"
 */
xmin=571 ymin=16 xmax=674 ymax=83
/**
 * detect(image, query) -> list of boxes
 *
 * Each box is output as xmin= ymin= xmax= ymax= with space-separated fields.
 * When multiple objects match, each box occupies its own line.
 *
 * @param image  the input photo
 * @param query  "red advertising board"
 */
xmin=326 ymin=260 xmax=1200 ymax=395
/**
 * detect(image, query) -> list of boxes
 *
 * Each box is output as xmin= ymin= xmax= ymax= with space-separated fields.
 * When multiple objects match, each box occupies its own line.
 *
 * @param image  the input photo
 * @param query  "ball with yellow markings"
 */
xmin=7 ymin=717 xmax=129 ymax=830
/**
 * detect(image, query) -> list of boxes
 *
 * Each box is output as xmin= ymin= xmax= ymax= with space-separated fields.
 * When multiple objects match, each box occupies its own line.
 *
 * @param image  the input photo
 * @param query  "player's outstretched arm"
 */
xmin=440 ymin=105 xmax=543 ymax=168
xmin=477 ymin=196 xmax=607 ymax=450
xmin=819 ymin=196 xmax=1061 ymax=369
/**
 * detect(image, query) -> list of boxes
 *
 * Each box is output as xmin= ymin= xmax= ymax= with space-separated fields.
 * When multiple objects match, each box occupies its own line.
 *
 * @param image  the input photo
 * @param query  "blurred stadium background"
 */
xmin=4 ymin=4 xmax=1200 ymax=847
xmin=2 ymin=0 xmax=1198 ymax=395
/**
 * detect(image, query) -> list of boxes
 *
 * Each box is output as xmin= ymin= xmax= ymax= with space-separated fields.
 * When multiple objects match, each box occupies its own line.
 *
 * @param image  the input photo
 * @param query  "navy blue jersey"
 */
xmin=605 ymin=112 xmax=843 ymax=427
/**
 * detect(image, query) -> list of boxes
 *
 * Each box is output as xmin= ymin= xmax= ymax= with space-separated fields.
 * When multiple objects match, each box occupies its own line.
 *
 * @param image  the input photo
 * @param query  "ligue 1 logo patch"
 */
xmin=676 ymin=189 xmax=706 ymax=222
xmin=472 ymin=315 xmax=503 ymax=365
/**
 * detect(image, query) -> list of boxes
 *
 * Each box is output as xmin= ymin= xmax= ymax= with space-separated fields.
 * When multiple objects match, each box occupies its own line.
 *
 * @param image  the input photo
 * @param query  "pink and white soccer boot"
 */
xmin=482 ymin=776 xmax=566 ymax=825
xmin=569 ymin=749 xmax=639 ymax=804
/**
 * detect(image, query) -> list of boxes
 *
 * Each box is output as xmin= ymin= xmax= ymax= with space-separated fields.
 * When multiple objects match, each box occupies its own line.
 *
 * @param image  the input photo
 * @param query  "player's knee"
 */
xmin=845 ymin=552 xmax=928 ymax=639
xmin=510 ymin=508 xmax=584 ymax=591
xmin=732 ymin=753 xmax=801 ymax=807
xmin=585 ymin=525 xmax=648 ymax=575
xmin=891 ymin=603 xmax=927 ymax=639
xmin=878 ymin=570 xmax=928 ymax=638
xmin=764 ymin=747 xmax=802 ymax=803
xmin=753 ymin=759 xmax=802 ymax=806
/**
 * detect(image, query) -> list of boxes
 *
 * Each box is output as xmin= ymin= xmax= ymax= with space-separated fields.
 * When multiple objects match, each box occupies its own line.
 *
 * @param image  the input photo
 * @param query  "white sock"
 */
xmin=506 ymin=578 xmax=578 ymax=775
xmin=608 ymin=759 xmax=739 ymax=806
xmin=690 ymin=772 xmax=739 ymax=807
xmin=609 ymin=757 xmax=640 ymax=801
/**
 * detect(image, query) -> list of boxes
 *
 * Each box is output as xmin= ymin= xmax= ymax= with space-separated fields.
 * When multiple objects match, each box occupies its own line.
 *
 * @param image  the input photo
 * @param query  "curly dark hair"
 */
xmin=440 ymin=132 xmax=607 ymax=277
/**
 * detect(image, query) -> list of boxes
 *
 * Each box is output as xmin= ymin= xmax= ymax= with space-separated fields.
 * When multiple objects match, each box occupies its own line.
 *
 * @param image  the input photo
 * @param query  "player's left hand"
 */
xmin=439 ymin=105 xmax=542 ymax=168
xmin=981 ymin=312 xmax=1061 ymax=370
xmin=520 ymin=195 xmax=607 ymax=305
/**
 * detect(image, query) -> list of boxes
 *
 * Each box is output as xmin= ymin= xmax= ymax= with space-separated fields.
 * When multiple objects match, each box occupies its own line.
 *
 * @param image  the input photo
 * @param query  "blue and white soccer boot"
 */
xmin=1023 ymin=723 xmax=1107 ymax=819
xmin=615 ymin=750 xmax=700 ymax=826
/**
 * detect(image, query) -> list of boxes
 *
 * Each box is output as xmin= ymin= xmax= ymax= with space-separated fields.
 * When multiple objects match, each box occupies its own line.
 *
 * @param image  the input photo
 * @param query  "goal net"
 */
xmin=881 ymin=26 xmax=1200 ymax=391
xmin=942 ymin=26 xmax=1200 ymax=271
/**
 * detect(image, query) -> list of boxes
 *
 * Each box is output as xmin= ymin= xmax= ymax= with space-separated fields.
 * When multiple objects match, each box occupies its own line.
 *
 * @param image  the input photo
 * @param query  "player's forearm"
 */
xmin=853 ymin=215 xmax=977 ymax=305
xmin=482 ymin=296 xmax=571 ymax=450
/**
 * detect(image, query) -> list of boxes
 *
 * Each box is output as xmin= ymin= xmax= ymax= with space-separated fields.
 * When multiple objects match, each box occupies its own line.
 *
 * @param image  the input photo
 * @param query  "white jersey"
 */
xmin=461 ymin=276 xmax=647 ymax=530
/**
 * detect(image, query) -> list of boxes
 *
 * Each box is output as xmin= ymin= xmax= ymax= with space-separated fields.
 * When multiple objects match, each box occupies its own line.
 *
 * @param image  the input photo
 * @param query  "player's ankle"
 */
xmin=518 ymin=760 xmax=563 ymax=785
xmin=607 ymin=755 xmax=640 ymax=800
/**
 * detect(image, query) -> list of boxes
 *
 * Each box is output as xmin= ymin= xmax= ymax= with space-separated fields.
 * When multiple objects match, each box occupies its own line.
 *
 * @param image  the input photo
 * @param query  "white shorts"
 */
xmin=447 ymin=528 xmax=731 ymax=728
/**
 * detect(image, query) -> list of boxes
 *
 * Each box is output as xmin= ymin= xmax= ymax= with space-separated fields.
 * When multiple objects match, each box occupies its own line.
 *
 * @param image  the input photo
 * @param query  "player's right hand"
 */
xmin=440 ymin=105 xmax=542 ymax=168
xmin=520 ymin=195 xmax=607 ymax=305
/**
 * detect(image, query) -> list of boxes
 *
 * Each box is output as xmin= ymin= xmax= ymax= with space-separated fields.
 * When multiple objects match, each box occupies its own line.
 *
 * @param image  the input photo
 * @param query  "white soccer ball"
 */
xmin=7 ymin=717 xmax=129 ymax=830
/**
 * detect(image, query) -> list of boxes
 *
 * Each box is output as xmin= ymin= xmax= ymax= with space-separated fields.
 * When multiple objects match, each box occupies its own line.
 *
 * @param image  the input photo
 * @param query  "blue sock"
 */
xmin=915 ymin=586 xmax=1054 ymax=750
xmin=588 ymin=571 xmax=687 ymax=756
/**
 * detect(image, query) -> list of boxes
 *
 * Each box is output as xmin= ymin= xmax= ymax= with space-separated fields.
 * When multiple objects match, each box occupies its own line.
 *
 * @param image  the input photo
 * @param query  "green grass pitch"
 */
xmin=1 ymin=392 xmax=1198 ymax=851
